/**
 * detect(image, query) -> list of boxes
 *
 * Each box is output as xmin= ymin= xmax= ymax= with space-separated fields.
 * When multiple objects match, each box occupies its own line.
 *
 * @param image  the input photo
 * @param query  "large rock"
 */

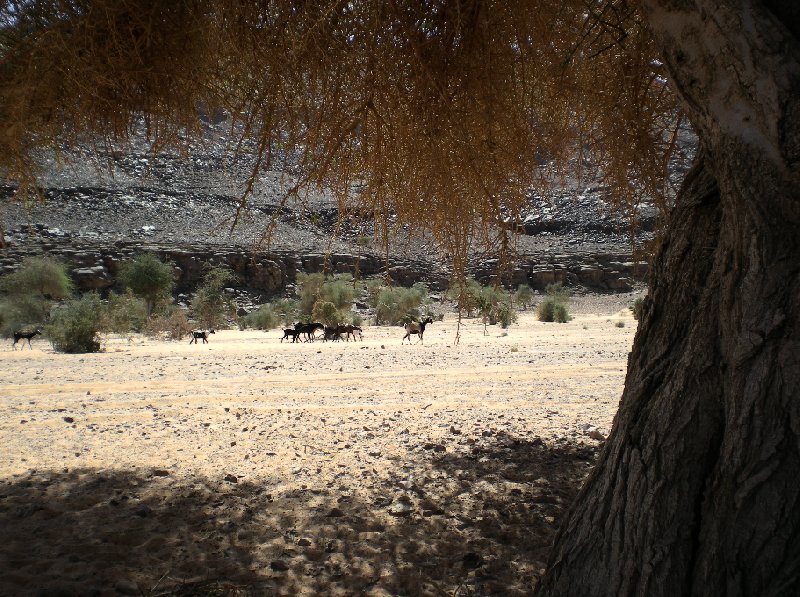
xmin=72 ymin=265 xmax=113 ymax=290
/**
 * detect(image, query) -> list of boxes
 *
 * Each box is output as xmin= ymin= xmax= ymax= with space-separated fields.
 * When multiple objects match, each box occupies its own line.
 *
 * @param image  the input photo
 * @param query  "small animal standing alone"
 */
xmin=189 ymin=329 xmax=215 ymax=344
xmin=402 ymin=317 xmax=433 ymax=344
xmin=12 ymin=328 xmax=42 ymax=350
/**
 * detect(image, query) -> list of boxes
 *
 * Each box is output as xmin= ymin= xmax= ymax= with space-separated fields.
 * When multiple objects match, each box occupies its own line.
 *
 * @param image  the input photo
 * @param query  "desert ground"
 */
xmin=0 ymin=295 xmax=638 ymax=596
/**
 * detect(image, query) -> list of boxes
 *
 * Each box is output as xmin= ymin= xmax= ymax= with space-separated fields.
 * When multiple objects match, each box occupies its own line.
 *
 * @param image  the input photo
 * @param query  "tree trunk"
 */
xmin=538 ymin=2 xmax=800 ymax=595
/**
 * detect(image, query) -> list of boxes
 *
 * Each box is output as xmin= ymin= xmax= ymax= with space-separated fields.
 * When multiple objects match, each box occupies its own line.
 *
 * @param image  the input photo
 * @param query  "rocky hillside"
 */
xmin=0 ymin=120 xmax=691 ymax=298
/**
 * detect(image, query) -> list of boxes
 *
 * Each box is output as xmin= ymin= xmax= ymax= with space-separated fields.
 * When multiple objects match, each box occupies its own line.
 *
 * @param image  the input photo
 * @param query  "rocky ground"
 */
xmin=0 ymin=301 xmax=638 ymax=596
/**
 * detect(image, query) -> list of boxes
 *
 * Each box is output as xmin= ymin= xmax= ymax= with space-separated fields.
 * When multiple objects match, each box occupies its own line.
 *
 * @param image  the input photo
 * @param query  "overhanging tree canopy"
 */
xmin=0 ymin=0 xmax=680 ymax=272
xmin=1 ymin=1 xmax=798 ymax=595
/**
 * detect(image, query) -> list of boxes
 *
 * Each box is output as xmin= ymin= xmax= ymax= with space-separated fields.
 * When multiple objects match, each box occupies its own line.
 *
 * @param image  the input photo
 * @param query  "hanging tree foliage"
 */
xmin=0 ymin=0 xmax=682 ymax=279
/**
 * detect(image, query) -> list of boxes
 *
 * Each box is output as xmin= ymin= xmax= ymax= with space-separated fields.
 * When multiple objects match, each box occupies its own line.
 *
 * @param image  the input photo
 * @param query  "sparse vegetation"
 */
xmin=239 ymin=304 xmax=279 ymax=330
xmin=513 ymin=285 xmax=534 ymax=310
xmin=118 ymin=253 xmax=175 ymax=315
xmin=630 ymin=297 xmax=645 ymax=321
xmin=46 ymin=292 xmax=103 ymax=353
xmin=100 ymin=290 xmax=148 ymax=334
xmin=615 ymin=321 xmax=625 ymax=328
xmin=367 ymin=280 xmax=431 ymax=325
xmin=296 ymin=273 xmax=356 ymax=324
xmin=311 ymin=300 xmax=342 ymax=326
xmin=144 ymin=305 xmax=192 ymax=340
xmin=0 ymin=256 xmax=74 ymax=337
xmin=191 ymin=266 xmax=237 ymax=329
xmin=537 ymin=283 xmax=572 ymax=323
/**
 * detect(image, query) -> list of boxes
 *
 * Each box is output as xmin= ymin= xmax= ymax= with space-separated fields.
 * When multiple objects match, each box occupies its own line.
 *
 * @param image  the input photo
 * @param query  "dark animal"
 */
xmin=281 ymin=328 xmax=301 ymax=343
xmin=189 ymin=329 xmax=215 ymax=344
xmin=12 ymin=328 xmax=42 ymax=350
xmin=335 ymin=324 xmax=363 ymax=341
xmin=324 ymin=325 xmax=344 ymax=342
xmin=294 ymin=322 xmax=324 ymax=342
xmin=402 ymin=317 xmax=433 ymax=344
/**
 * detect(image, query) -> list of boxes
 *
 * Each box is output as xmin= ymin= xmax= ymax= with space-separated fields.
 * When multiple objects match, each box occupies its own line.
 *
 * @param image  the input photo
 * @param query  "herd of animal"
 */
xmin=10 ymin=317 xmax=435 ymax=350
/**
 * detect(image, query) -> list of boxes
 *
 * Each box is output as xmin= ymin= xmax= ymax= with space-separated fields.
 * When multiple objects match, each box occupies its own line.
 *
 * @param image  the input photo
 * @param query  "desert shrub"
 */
xmin=0 ymin=295 xmax=51 ymax=337
xmin=496 ymin=302 xmax=518 ymax=328
xmin=0 ymin=256 xmax=74 ymax=299
xmin=296 ymin=272 xmax=326 ymax=316
xmin=513 ymin=284 xmax=534 ymax=310
xmin=0 ymin=256 xmax=73 ymax=337
xmin=615 ymin=320 xmax=625 ymax=328
xmin=47 ymin=293 xmax=103 ymax=353
xmin=101 ymin=290 xmax=148 ymax=334
xmin=537 ymin=283 xmax=572 ymax=323
xmin=552 ymin=302 xmax=571 ymax=323
xmin=369 ymin=281 xmax=430 ymax=325
xmin=191 ymin=266 xmax=237 ymax=328
xmin=537 ymin=298 xmax=572 ymax=323
xmin=351 ymin=312 xmax=363 ymax=326
xmin=630 ymin=297 xmax=645 ymax=321
xmin=545 ymin=282 xmax=571 ymax=302
xmin=239 ymin=304 xmax=279 ymax=330
xmin=296 ymin=273 xmax=356 ymax=318
xmin=271 ymin=298 xmax=299 ymax=326
xmin=118 ymin=253 xmax=175 ymax=314
xmin=144 ymin=305 xmax=192 ymax=340
xmin=312 ymin=300 xmax=344 ymax=326
xmin=445 ymin=278 xmax=483 ymax=317
xmin=318 ymin=274 xmax=355 ymax=310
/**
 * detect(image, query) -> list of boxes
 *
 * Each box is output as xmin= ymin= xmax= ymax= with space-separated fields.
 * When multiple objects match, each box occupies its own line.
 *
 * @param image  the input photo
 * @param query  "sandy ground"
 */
xmin=0 ymin=295 xmax=638 ymax=596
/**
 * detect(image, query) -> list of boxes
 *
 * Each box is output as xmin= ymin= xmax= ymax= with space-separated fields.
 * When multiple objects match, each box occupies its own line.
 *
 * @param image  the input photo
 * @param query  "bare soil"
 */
xmin=0 ymin=295 xmax=637 ymax=596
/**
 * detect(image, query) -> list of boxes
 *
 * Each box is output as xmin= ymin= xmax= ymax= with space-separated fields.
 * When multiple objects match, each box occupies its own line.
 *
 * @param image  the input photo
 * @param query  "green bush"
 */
xmin=513 ymin=285 xmax=534 ymax=310
xmin=545 ymin=282 xmax=571 ymax=302
xmin=368 ymin=281 xmax=430 ymax=325
xmin=0 ymin=256 xmax=74 ymax=299
xmin=312 ymin=300 xmax=345 ymax=326
xmin=537 ymin=298 xmax=572 ymax=323
xmin=552 ymin=302 xmax=571 ymax=323
xmin=446 ymin=278 xmax=483 ymax=317
xmin=271 ymin=298 xmax=299 ymax=326
xmin=296 ymin=272 xmax=326 ymax=316
xmin=239 ymin=304 xmax=280 ymax=330
xmin=630 ymin=297 xmax=644 ymax=321
xmin=318 ymin=274 xmax=355 ymax=310
xmin=191 ymin=266 xmax=237 ymax=328
xmin=496 ymin=302 xmax=518 ymax=328
xmin=144 ymin=305 xmax=192 ymax=340
xmin=0 ymin=295 xmax=51 ymax=337
xmin=0 ymin=256 xmax=74 ymax=337
xmin=536 ymin=283 xmax=572 ymax=323
xmin=47 ymin=293 xmax=103 ymax=353
xmin=296 ymin=273 xmax=356 ymax=319
xmin=101 ymin=290 xmax=148 ymax=334
xmin=118 ymin=253 xmax=175 ymax=314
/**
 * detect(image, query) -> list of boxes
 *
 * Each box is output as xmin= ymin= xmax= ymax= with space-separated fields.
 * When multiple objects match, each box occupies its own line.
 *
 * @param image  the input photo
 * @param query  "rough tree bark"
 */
xmin=538 ymin=1 xmax=799 ymax=595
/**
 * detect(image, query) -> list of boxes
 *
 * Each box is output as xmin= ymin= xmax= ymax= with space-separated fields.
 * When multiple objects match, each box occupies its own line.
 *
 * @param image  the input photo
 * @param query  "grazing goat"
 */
xmin=336 ymin=324 xmax=363 ymax=341
xmin=281 ymin=329 xmax=301 ymax=343
xmin=324 ymin=325 xmax=343 ymax=342
xmin=12 ymin=328 xmax=42 ymax=350
xmin=189 ymin=329 xmax=215 ymax=344
xmin=294 ymin=322 xmax=325 ymax=342
xmin=402 ymin=317 xmax=433 ymax=344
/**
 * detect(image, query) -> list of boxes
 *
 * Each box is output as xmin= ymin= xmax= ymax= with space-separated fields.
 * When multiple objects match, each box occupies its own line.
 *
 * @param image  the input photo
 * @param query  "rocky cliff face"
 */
xmin=0 ymin=120 xmax=675 ymax=297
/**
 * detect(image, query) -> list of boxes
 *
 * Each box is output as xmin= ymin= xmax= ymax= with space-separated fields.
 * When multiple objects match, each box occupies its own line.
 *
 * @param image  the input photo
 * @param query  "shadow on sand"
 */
xmin=0 ymin=432 xmax=598 ymax=596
